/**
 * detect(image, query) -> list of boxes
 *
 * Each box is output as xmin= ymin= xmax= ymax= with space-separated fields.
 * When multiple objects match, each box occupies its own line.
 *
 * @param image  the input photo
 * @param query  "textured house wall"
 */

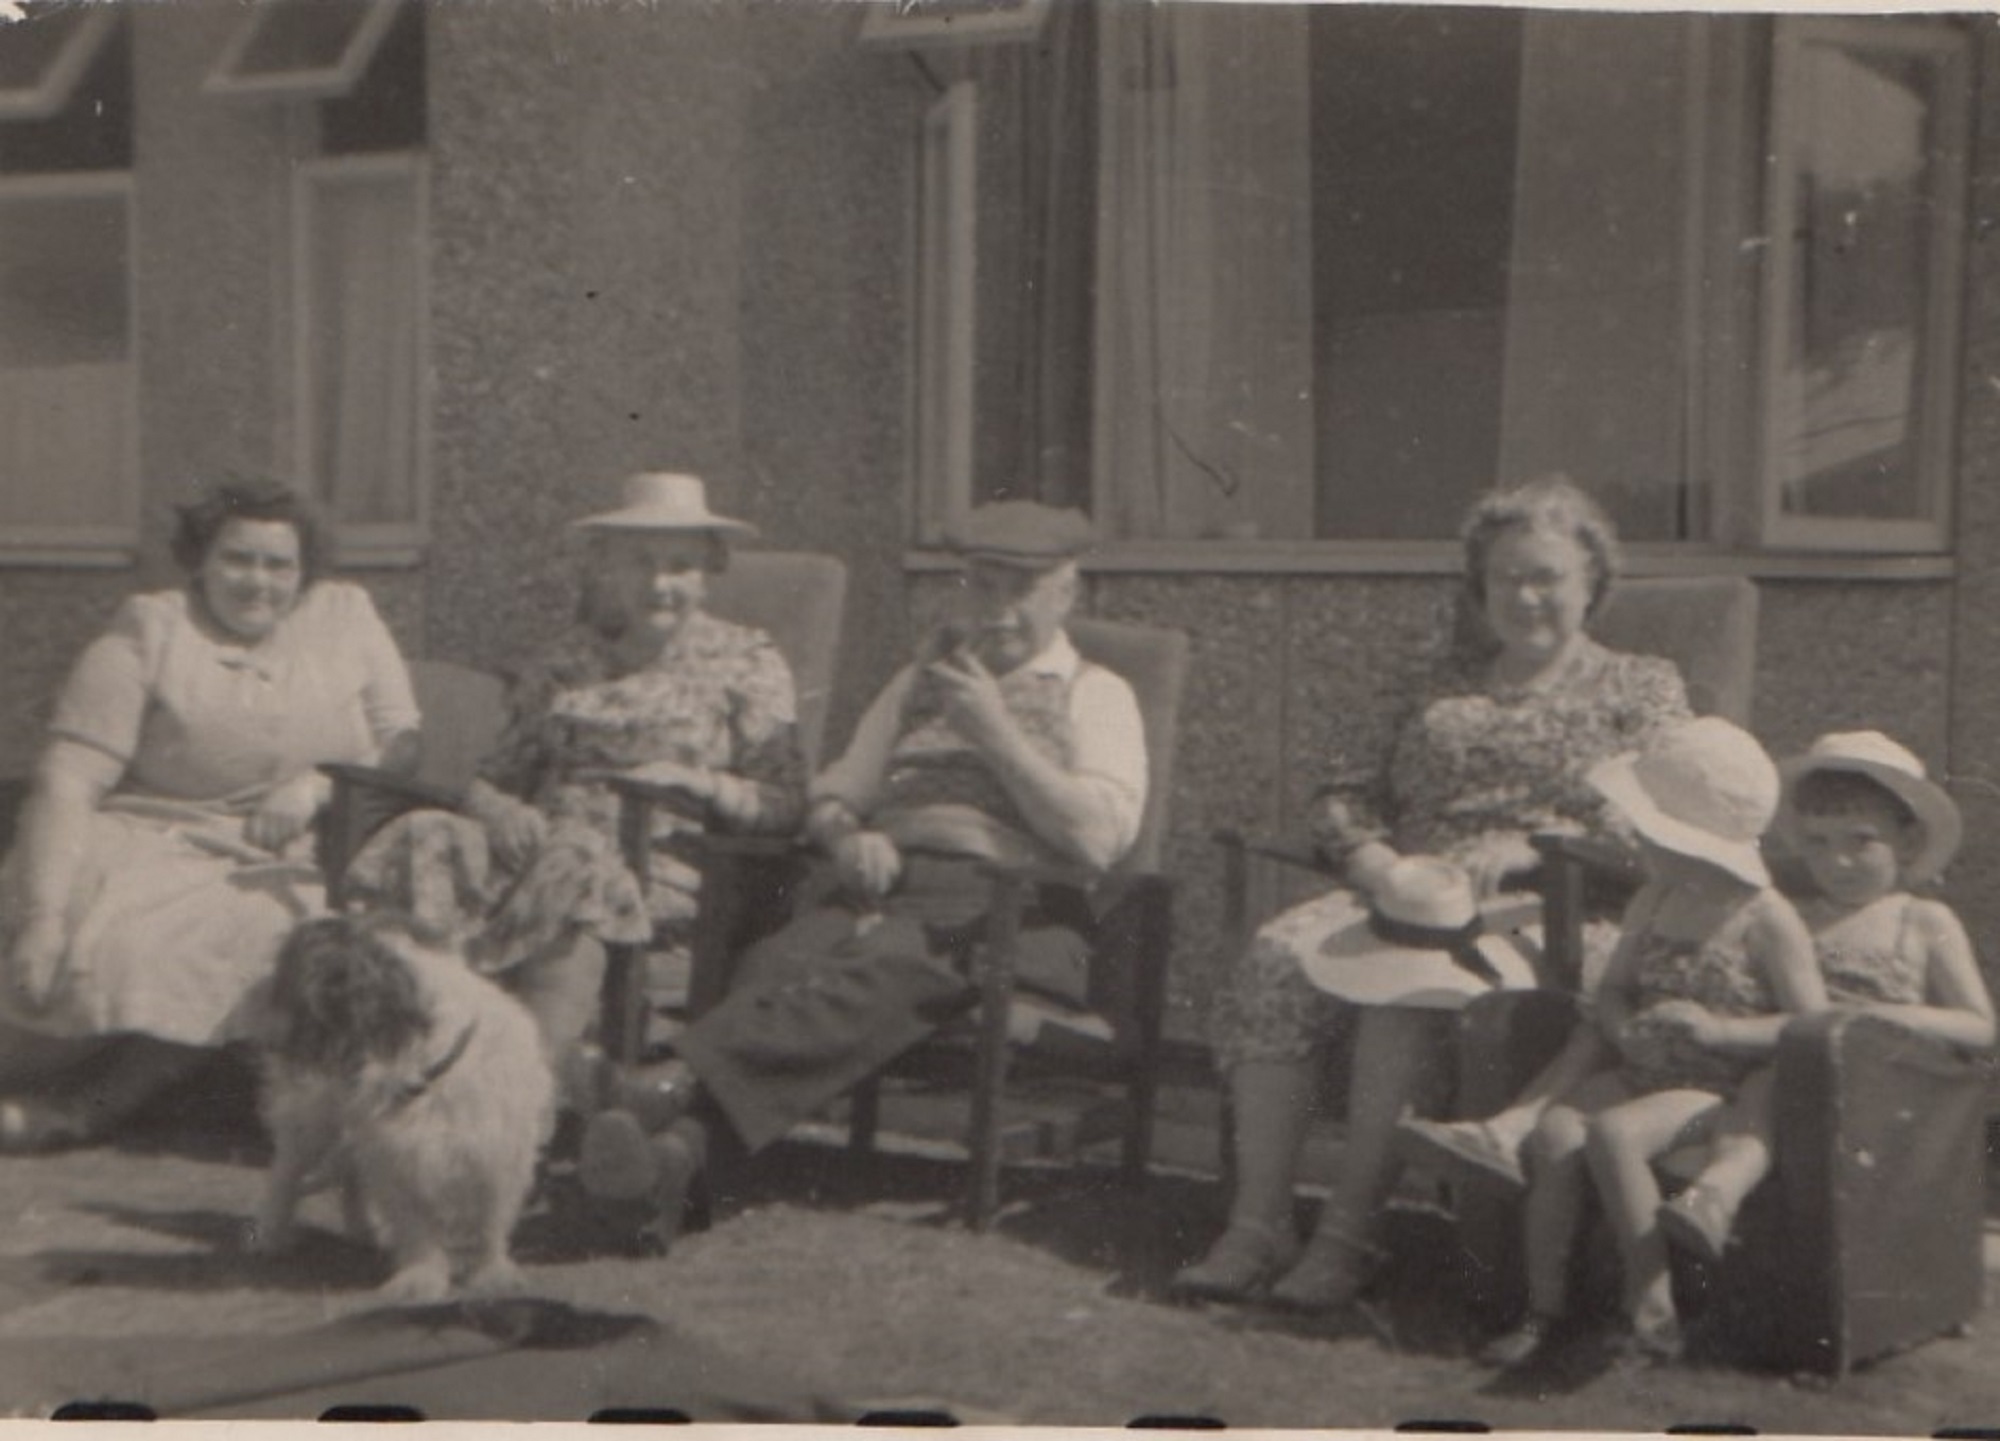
xmin=1945 ymin=27 xmax=2000 ymax=999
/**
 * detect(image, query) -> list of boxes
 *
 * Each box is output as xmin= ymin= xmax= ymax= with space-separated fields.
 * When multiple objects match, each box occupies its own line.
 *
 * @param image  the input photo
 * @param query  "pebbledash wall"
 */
xmin=0 ymin=4 xmax=1994 ymax=1041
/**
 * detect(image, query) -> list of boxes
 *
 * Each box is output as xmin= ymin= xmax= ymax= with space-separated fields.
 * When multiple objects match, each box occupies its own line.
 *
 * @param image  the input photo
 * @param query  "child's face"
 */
xmin=1794 ymin=799 xmax=1914 ymax=907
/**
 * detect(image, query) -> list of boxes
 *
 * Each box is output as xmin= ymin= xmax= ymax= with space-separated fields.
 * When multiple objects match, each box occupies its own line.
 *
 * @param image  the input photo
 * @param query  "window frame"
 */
xmin=908 ymin=80 xmax=978 ymax=550
xmin=204 ymin=0 xmax=406 ymax=104
xmin=0 ymin=3 xmax=117 ymax=122
xmin=904 ymin=13 xmax=1971 ymax=567
xmin=0 ymin=168 xmax=140 ymax=567
xmin=1754 ymin=15 xmax=1971 ymax=555
xmin=289 ymin=149 xmax=431 ymax=564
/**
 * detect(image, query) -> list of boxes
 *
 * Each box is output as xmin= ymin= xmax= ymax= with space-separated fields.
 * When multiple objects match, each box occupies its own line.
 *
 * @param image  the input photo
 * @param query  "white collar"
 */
xmin=1005 ymin=630 xmax=1081 ymax=682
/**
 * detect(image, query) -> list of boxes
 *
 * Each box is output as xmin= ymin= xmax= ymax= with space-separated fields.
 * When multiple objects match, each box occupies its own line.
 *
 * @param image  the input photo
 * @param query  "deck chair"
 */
xmin=681 ymin=616 xmax=1190 ymax=1229
xmin=319 ymin=551 xmax=849 ymax=1065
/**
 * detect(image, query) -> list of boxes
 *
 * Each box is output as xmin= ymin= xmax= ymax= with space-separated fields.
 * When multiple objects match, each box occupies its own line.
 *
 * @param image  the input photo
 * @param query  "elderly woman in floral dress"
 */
xmin=1174 ymin=476 xmax=1692 ymax=1310
xmin=346 ymin=472 xmax=805 ymax=1079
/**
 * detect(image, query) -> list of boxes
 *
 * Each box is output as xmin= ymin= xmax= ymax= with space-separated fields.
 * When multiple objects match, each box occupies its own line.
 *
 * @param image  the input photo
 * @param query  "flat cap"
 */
xmin=947 ymin=501 xmax=1095 ymax=568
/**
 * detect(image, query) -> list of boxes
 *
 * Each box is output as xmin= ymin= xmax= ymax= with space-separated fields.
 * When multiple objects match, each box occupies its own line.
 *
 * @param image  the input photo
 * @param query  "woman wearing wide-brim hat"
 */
xmin=344 ymin=472 xmax=806 ymax=1086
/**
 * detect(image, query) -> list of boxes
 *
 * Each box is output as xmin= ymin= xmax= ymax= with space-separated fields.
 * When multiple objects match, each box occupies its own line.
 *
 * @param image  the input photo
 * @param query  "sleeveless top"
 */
xmin=1814 ymin=895 xmax=1928 ymax=1007
xmin=1617 ymin=886 xmax=1778 ymax=1095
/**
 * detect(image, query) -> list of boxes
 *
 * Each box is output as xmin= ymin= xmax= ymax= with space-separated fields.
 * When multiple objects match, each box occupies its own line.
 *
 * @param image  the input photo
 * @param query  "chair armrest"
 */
xmin=601 ymin=773 xmax=712 ymax=825
xmin=1212 ymin=828 xmax=1334 ymax=876
xmin=319 ymin=763 xmax=465 ymax=905
xmin=1530 ymin=831 xmax=1643 ymax=886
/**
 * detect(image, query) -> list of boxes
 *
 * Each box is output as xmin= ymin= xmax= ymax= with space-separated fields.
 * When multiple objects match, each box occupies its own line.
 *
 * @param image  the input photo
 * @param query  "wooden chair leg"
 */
xmin=966 ymin=875 xmax=1026 ymax=1230
xmin=849 ymin=1076 xmax=882 ymax=1158
xmin=600 ymin=942 xmax=647 ymax=1065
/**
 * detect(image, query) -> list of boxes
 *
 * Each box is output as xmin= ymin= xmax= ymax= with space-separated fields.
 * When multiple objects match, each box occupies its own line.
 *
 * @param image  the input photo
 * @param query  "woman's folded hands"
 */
xmin=244 ymin=772 xmax=331 ymax=854
xmin=7 ymin=911 xmax=67 ymax=1013
xmin=464 ymin=778 xmax=549 ymax=870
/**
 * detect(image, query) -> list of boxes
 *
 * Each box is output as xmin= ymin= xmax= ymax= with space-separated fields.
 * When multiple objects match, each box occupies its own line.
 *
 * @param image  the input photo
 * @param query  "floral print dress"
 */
xmin=1215 ymin=638 xmax=1690 ymax=1067
xmin=347 ymin=610 xmax=805 ymax=977
xmin=1610 ymin=883 xmax=1782 ymax=1097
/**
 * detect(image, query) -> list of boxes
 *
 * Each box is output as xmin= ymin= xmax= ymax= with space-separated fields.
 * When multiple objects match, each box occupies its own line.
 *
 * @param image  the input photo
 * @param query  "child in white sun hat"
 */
xmin=1655 ymin=730 xmax=1994 ymax=1269
xmin=1452 ymin=717 xmax=1824 ymax=1368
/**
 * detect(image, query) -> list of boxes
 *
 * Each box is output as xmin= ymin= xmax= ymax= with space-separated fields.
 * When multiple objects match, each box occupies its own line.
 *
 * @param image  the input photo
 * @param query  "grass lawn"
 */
xmin=0 ymin=1067 xmax=1995 ymax=1428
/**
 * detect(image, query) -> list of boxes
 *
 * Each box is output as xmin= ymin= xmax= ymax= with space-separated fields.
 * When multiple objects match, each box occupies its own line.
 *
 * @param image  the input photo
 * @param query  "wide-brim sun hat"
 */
xmin=571 ymin=471 xmax=757 ymax=537
xmin=1588 ymin=715 xmax=1778 ymax=889
xmin=1776 ymin=730 xmax=1962 ymax=887
xmin=1300 ymin=855 xmax=1542 ymax=1011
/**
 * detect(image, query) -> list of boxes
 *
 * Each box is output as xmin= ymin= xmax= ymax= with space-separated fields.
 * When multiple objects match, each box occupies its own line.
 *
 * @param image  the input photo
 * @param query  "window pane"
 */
xmin=320 ymin=0 xmax=426 ymax=155
xmin=0 ymin=185 xmax=133 ymax=531
xmin=302 ymin=166 xmax=422 ymax=529
xmin=1310 ymin=7 xmax=1522 ymax=540
xmin=235 ymin=0 xmax=378 ymax=78
xmin=1771 ymin=35 xmax=1949 ymax=526
xmin=0 ymin=3 xmax=92 ymax=91
xmin=0 ymin=9 xmax=131 ymax=175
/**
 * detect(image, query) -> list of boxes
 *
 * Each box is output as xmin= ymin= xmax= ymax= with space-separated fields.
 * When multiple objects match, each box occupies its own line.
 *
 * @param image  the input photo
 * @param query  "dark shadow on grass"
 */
xmin=32 ymin=1204 xmax=387 ymax=1295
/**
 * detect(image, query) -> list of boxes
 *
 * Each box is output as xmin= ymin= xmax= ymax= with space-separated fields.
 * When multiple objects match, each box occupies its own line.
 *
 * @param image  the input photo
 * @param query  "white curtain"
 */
xmin=310 ymin=167 xmax=420 ymax=528
xmin=1091 ymin=1 xmax=1315 ymax=542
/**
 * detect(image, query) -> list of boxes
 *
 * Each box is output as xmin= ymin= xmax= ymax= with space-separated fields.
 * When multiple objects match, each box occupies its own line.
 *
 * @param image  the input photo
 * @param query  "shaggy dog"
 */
xmin=251 ymin=914 xmax=553 ymax=1301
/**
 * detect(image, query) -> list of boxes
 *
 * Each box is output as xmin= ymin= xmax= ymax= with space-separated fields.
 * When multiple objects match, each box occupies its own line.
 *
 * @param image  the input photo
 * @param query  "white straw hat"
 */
xmin=1300 ymin=856 xmax=1541 ymax=1011
xmin=1588 ymin=716 xmax=1778 ymax=888
xmin=571 ymin=472 xmax=756 ymax=536
xmin=1776 ymin=730 xmax=1962 ymax=886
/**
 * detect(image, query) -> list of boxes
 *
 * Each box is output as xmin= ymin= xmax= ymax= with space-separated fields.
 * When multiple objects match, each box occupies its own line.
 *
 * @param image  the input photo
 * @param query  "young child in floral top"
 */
xmin=1653 ymin=731 xmax=1994 ymax=1267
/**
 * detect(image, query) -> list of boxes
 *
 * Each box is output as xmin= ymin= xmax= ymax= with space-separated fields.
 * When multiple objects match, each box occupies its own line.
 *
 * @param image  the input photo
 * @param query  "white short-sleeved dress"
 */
xmin=0 ymin=582 xmax=418 ymax=1044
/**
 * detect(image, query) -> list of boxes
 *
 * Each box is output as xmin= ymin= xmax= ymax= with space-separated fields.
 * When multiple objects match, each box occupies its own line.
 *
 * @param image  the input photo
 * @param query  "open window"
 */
xmin=1757 ymin=17 xmax=1970 ymax=553
xmin=0 ymin=5 xmax=136 ymax=566
xmin=0 ymin=2 xmax=117 ymax=122
xmin=205 ymin=0 xmax=405 ymax=103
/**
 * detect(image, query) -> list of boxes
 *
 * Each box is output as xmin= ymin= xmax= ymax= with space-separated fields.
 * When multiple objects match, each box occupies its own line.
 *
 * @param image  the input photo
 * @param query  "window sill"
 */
xmin=0 ymin=543 xmax=136 ymax=570
xmin=903 ymin=542 xmax=1956 ymax=583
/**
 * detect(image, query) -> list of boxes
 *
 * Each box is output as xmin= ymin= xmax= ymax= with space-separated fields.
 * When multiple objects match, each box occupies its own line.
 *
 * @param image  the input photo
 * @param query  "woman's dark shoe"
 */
xmin=1478 ymin=1312 xmax=1559 ymax=1369
xmin=579 ymin=1110 xmax=661 ymax=1202
xmin=1168 ymin=1221 xmax=1302 ymax=1303
xmin=0 ymin=1099 xmax=94 ymax=1155
xmin=607 ymin=1058 xmax=699 ymax=1133
xmin=635 ymin=1118 xmax=707 ymax=1255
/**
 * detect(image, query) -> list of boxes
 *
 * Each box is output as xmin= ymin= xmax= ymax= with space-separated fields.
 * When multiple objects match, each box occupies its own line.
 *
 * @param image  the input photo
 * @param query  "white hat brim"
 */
xmin=1298 ymin=894 xmax=1544 ymax=1010
xmin=1775 ymin=754 xmax=1962 ymax=886
xmin=1590 ymin=755 xmax=1770 ymax=888
xmin=571 ymin=508 xmax=757 ymax=536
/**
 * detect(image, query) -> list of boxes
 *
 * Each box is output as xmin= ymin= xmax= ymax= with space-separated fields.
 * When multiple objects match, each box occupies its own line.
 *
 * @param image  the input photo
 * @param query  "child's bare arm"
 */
xmin=1867 ymin=901 xmax=1997 ymax=1051
xmin=1696 ymin=893 xmax=1824 ymax=1055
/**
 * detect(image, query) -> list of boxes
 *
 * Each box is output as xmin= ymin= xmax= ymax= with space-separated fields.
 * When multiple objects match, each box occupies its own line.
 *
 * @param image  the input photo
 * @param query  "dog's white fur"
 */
xmin=253 ymin=924 xmax=554 ymax=1302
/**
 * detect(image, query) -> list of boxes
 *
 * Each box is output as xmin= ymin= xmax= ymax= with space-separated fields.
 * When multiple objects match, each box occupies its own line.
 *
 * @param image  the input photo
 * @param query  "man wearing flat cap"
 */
xmin=579 ymin=501 xmax=1148 ymax=1240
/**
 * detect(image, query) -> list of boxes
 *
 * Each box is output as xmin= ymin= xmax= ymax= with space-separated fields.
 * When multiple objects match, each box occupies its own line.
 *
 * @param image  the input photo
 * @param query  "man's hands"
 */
xmin=925 ymin=649 xmax=1017 ymax=752
xmin=831 ymin=830 xmax=901 ymax=903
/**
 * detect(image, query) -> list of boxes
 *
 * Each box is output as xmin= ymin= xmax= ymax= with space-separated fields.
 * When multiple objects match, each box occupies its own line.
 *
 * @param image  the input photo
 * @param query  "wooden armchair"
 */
xmin=318 ymin=551 xmax=849 ymax=1065
xmin=685 ymin=617 xmax=1191 ymax=1229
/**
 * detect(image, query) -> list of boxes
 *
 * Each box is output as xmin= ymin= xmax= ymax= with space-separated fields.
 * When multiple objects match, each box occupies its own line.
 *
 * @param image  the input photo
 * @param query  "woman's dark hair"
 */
xmin=574 ymin=529 xmax=731 ymax=636
xmin=1460 ymin=473 xmax=1622 ymax=622
xmin=1791 ymin=769 xmax=1919 ymax=830
xmin=170 ymin=478 xmax=330 ymax=585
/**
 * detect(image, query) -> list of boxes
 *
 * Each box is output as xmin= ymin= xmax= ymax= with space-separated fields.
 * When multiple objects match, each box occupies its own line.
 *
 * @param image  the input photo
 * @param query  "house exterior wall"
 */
xmin=0 ymin=4 xmax=1988 ymax=1044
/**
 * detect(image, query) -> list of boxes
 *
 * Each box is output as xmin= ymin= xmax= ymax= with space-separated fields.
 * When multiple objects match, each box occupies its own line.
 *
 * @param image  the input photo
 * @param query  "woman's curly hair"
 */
xmin=170 ymin=477 xmax=330 ymax=586
xmin=1460 ymin=473 xmax=1622 ymax=622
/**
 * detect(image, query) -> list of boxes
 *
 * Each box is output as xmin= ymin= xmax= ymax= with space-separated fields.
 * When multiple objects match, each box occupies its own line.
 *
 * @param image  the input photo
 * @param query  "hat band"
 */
xmin=1366 ymin=911 xmax=1504 ymax=989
